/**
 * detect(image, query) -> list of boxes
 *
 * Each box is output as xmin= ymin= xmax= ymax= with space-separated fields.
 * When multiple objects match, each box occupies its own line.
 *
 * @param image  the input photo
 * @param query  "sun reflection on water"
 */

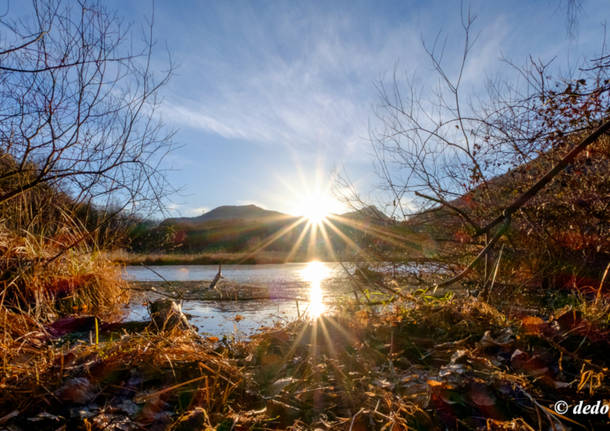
xmin=301 ymin=260 xmax=329 ymax=318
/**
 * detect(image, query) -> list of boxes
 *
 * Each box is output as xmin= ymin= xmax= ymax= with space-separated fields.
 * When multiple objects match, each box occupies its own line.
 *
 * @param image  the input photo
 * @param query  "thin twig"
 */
xmin=594 ymin=262 xmax=609 ymax=305
xmin=485 ymin=243 xmax=504 ymax=301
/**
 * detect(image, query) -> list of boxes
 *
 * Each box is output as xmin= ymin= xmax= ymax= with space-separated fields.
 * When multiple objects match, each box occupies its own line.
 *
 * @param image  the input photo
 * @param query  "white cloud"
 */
xmin=161 ymin=12 xmax=424 ymax=163
xmin=163 ymin=203 xmax=208 ymax=217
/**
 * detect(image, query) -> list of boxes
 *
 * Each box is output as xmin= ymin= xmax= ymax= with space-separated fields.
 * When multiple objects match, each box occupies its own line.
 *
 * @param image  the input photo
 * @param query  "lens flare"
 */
xmin=294 ymin=191 xmax=336 ymax=225
xmin=301 ymin=260 xmax=329 ymax=318
xmin=304 ymin=206 xmax=328 ymax=224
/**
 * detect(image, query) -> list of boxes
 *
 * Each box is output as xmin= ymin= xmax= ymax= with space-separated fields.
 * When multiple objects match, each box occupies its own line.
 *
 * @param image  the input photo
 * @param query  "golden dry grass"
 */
xmin=0 ymin=220 xmax=130 ymax=403
xmin=0 ymin=222 xmax=128 ymax=322
xmin=0 ymin=327 xmax=242 ymax=427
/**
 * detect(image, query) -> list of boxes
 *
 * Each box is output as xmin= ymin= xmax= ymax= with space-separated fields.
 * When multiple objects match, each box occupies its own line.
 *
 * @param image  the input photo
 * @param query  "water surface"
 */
xmin=123 ymin=262 xmax=349 ymax=284
xmin=123 ymin=262 xmax=349 ymax=337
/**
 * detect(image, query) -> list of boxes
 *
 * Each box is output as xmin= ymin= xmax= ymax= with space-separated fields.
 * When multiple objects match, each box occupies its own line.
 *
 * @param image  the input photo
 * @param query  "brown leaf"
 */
xmin=521 ymin=316 xmax=545 ymax=334
xmin=55 ymin=377 xmax=96 ymax=404
xmin=469 ymin=383 xmax=496 ymax=407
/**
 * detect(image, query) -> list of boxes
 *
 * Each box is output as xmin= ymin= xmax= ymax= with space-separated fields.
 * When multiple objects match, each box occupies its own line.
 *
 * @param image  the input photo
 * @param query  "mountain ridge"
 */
xmin=163 ymin=204 xmax=388 ymax=227
xmin=144 ymin=204 xmax=392 ymax=255
xmin=163 ymin=204 xmax=290 ymax=226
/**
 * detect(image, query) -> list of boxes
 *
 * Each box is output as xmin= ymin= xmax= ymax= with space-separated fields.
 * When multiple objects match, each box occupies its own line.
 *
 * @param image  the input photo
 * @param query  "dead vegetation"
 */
xmin=1 ymin=327 xmax=241 ymax=430
xmin=235 ymin=296 xmax=610 ymax=430
xmin=0 ymin=173 xmax=607 ymax=429
xmin=0 ymin=211 xmax=608 ymax=430
xmin=1 ymin=283 xmax=608 ymax=430
xmin=0 ymin=223 xmax=128 ymax=322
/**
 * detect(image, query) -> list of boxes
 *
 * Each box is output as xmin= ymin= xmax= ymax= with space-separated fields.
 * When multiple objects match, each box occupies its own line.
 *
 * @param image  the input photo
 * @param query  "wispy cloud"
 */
xmin=147 ymin=0 xmax=609 ymax=215
xmin=161 ymin=7 xmax=425 ymax=161
xmin=164 ymin=202 xmax=208 ymax=217
xmin=161 ymin=6 xmax=526 ymax=167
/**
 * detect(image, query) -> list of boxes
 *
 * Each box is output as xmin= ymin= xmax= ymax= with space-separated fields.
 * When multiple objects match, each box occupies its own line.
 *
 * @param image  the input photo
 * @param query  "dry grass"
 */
xmin=0 ymin=219 xmax=246 ymax=429
xmin=234 ymin=296 xmax=610 ymax=429
xmin=1 ymin=215 xmax=608 ymax=429
xmin=0 ymin=327 xmax=242 ymax=428
xmin=0 ymin=219 xmax=130 ymax=410
xmin=0 ymin=287 xmax=608 ymax=429
xmin=0 ymin=222 xmax=128 ymax=322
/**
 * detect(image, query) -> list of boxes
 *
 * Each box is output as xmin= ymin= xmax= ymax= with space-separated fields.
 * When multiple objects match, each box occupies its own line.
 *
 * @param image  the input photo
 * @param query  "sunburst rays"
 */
xmin=220 ymin=168 xmax=427 ymax=401
xmin=226 ymin=208 xmax=423 ymax=345
xmin=228 ymin=188 xmax=422 ymax=323
xmin=241 ymin=208 xmax=422 ymax=391
xmin=235 ymin=206 xmax=421 ymax=280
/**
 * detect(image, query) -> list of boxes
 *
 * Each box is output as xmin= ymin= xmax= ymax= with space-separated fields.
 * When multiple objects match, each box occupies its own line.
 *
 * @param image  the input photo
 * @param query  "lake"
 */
xmin=123 ymin=261 xmax=353 ymax=337
xmin=122 ymin=262 xmax=350 ymax=284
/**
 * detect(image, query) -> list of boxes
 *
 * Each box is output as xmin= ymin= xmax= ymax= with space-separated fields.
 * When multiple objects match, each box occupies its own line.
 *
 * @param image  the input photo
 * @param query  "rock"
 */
xmin=149 ymin=299 xmax=190 ymax=331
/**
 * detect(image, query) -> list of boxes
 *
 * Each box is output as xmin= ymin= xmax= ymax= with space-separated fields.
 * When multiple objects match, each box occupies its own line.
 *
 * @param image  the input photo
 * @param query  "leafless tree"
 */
xmin=371 ymin=6 xmax=610 ymax=291
xmin=0 ymin=0 xmax=175 ymax=218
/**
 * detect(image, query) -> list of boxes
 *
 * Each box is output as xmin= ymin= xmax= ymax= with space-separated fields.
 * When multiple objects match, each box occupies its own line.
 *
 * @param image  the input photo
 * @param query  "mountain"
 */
xmin=132 ymin=204 xmax=398 ymax=258
xmin=153 ymin=205 xmax=299 ymax=255
xmin=338 ymin=205 xmax=390 ymax=223
xmin=163 ymin=204 xmax=288 ymax=226
xmin=164 ymin=204 xmax=390 ymax=227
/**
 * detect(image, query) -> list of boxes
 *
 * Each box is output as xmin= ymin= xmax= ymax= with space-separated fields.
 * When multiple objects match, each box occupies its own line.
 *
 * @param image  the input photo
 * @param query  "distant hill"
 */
xmin=338 ymin=205 xmax=390 ymax=223
xmin=131 ymin=204 xmax=401 ymax=259
xmin=163 ymin=204 xmax=288 ymax=226
xmin=163 ymin=204 xmax=389 ymax=227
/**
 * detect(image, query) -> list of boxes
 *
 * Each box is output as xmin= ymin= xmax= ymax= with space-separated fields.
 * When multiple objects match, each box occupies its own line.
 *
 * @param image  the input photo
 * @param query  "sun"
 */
xmin=303 ymin=204 xmax=329 ymax=224
xmin=296 ymin=193 xmax=335 ymax=224
xmin=265 ymin=162 xmax=347 ymax=224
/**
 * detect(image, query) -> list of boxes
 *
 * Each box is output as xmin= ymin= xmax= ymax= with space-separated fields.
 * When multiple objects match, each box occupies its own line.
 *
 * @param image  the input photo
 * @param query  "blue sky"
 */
xmin=10 ymin=0 xmax=610 ymax=218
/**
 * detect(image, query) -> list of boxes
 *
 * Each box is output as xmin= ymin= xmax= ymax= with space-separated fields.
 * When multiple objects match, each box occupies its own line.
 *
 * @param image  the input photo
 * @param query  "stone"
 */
xmin=149 ymin=299 xmax=190 ymax=331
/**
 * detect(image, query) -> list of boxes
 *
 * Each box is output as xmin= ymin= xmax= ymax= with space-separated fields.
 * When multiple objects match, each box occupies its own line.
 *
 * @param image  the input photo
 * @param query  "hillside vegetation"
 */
xmin=126 ymin=204 xmax=395 ymax=262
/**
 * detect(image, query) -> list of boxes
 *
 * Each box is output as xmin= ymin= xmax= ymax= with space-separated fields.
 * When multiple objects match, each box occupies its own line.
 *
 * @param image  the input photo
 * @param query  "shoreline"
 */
xmin=129 ymin=279 xmax=302 ymax=301
xmin=113 ymin=251 xmax=437 ymax=266
xmin=114 ymin=253 xmax=346 ymax=266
